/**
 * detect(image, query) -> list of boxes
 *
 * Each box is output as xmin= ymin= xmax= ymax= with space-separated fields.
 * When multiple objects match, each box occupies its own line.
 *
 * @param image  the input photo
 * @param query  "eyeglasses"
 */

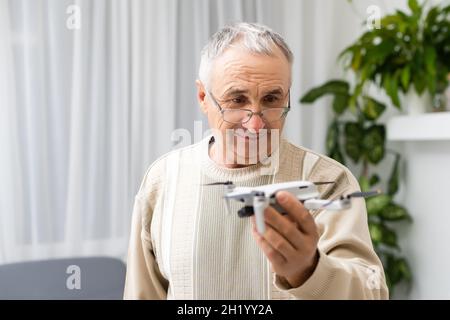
xmin=206 ymin=90 xmax=291 ymax=124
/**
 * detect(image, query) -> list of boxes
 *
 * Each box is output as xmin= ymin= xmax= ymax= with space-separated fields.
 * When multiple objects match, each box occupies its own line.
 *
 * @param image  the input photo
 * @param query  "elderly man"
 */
xmin=123 ymin=22 xmax=389 ymax=300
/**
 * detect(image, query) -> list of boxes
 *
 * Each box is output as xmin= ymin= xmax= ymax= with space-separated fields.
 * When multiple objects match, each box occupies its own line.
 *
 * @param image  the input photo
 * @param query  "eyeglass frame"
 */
xmin=206 ymin=89 xmax=291 ymax=124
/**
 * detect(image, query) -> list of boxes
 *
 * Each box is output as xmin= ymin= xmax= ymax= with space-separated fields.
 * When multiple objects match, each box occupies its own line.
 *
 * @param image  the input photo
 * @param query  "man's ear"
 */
xmin=196 ymin=80 xmax=208 ymax=114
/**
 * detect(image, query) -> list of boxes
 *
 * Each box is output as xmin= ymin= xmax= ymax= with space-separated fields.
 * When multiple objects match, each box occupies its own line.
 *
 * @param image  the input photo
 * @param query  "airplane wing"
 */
xmin=303 ymin=198 xmax=351 ymax=210
xmin=224 ymin=187 xmax=256 ymax=204
xmin=252 ymin=181 xmax=314 ymax=195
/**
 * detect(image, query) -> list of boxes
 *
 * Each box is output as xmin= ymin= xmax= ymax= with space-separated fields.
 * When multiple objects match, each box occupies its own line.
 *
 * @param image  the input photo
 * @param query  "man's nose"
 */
xmin=242 ymin=112 xmax=265 ymax=132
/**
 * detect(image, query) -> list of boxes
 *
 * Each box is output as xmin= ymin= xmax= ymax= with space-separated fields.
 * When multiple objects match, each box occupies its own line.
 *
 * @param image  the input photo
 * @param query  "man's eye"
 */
xmin=231 ymin=97 xmax=247 ymax=104
xmin=264 ymin=95 xmax=279 ymax=103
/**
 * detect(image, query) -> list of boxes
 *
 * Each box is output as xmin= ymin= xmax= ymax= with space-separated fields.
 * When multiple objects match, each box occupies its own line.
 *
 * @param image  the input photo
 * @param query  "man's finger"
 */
xmin=262 ymin=224 xmax=298 ymax=260
xmin=275 ymin=191 xmax=316 ymax=235
xmin=251 ymin=227 xmax=286 ymax=266
xmin=264 ymin=206 xmax=303 ymax=249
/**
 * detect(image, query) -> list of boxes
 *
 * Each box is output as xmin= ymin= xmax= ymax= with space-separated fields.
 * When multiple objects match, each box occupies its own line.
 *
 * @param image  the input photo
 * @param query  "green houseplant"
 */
xmin=301 ymin=79 xmax=412 ymax=294
xmin=296 ymin=0 xmax=450 ymax=294
xmin=341 ymin=0 xmax=450 ymax=112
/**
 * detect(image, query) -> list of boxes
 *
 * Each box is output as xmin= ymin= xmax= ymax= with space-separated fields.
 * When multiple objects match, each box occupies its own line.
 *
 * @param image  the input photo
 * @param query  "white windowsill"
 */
xmin=387 ymin=111 xmax=450 ymax=141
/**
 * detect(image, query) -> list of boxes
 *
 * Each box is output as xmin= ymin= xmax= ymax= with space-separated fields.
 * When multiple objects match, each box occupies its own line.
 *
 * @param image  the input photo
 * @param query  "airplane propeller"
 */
xmin=203 ymin=181 xmax=234 ymax=186
xmin=322 ymin=189 xmax=381 ymax=208
xmin=342 ymin=190 xmax=381 ymax=199
xmin=204 ymin=181 xmax=335 ymax=186
xmin=313 ymin=181 xmax=335 ymax=185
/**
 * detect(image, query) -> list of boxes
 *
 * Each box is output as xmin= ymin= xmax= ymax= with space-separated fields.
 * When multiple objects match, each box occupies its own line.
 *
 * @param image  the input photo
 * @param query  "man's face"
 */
xmin=197 ymin=45 xmax=291 ymax=167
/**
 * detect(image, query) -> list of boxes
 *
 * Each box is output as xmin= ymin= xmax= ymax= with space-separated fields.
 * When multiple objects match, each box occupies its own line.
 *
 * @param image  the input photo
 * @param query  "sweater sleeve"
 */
xmin=273 ymin=166 xmax=389 ymax=300
xmin=123 ymin=162 xmax=169 ymax=300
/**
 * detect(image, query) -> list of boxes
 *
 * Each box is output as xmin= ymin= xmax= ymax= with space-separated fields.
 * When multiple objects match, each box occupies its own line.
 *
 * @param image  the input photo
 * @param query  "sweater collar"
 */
xmin=200 ymin=134 xmax=285 ymax=182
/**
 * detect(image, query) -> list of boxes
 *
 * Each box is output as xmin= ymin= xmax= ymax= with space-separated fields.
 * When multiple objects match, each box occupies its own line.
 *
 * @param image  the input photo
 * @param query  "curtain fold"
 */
xmin=0 ymin=0 xmax=357 ymax=264
xmin=1 ymin=0 xmax=23 ymax=262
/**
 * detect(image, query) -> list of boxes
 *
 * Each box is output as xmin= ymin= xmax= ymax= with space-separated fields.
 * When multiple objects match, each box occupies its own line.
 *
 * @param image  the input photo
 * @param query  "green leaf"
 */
xmin=387 ymin=256 xmax=412 ymax=285
xmin=362 ymin=125 xmax=386 ymax=164
xmin=412 ymin=52 xmax=427 ymax=94
xmin=330 ymin=147 xmax=345 ymax=165
xmin=379 ymin=224 xmax=398 ymax=248
xmin=344 ymin=122 xmax=364 ymax=162
xmin=398 ymin=20 xmax=408 ymax=34
xmin=395 ymin=9 xmax=410 ymax=21
xmin=426 ymin=72 xmax=437 ymax=97
xmin=351 ymin=49 xmax=362 ymax=71
xmin=366 ymin=195 xmax=392 ymax=216
xmin=408 ymin=0 xmax=420 ymax=13
xmin=383 ymin=74 xmax=401 ymax=109
xmin=338 ymin=44 xmax=358 ymax=62
xmin=332 ymin=94 xmax=350 ymax=115
xmin=369 ymin=222 xmax=398 ymax=248
xmin=401 ymin=65 xmax=411 ymax=92
xmin=424 ymin=46 xmax=437 ymax=94
xmin=443 ymin=4 xmax=450 ymax=14
xmin=368 ymin=146 xmax=384 ymax=164
xmin=413 ymin=71 xmax=427 ymax=94
xmin=359 ymin=175 xmax=370 ymax=192
xmin=326 ymin=121 xmax=339 ymax=153
xmin=370 ymin=174 xmax=380 ymax=186
xmin=362 ymin=96 xmax=386 ymax=120
xmin=300 ymin=80 xmax=350 ymax=103
xmin=380 ymin=203 xmax=411 ymax=221
xmin=381 ymin=15 xmax=401 ymax=28
xmin=366 ymin=39 xmax=396 ymax=64
xmin=391 ymin=73 xmax=401 ymax=109
xmin=388 ymin=154 xmax=400 ymax=195
xmin=345 ymin=141 xmax=362 ymax=163
xmin=369 ymin=222 xmax=384 ymax=244
xmin=360 ymin=64 xmax=374 ymax=83
xmin=348 ymin=82 xmax=363 ymax=114
xmin=425 ymin=7 xmax=439 ymax=29
xmin=425 ymin=46 xmax=437 ymax=75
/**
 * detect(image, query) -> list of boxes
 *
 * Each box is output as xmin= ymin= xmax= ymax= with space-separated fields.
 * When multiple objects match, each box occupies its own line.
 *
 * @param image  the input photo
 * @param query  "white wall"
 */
xmin=392 ymin=140 xmax=450 ymax=299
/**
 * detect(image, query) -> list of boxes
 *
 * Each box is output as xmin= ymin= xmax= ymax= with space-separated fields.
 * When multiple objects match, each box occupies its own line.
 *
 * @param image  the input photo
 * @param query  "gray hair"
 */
xmin=198 ymin=22 xmax=293 ymax=88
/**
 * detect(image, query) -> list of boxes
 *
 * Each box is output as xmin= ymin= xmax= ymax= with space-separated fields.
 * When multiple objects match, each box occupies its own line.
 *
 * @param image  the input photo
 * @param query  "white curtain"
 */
xmin=0 ymin=0 xmax=373 ymax=264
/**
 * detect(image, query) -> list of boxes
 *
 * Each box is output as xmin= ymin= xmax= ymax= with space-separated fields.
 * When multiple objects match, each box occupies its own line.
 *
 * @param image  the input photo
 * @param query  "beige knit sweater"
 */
xmin=123 ymin=135 xmax=389 ymax=300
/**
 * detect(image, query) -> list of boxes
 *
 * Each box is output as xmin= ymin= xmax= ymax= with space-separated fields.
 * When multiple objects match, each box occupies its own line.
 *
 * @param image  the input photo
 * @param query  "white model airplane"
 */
xmin=205 ymin=180 xmax=380 ymax=234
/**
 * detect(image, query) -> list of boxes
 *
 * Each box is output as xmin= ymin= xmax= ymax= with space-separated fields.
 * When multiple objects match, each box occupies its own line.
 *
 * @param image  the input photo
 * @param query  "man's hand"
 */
xmin=251 ymin=191 xmax=320 ymax=288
